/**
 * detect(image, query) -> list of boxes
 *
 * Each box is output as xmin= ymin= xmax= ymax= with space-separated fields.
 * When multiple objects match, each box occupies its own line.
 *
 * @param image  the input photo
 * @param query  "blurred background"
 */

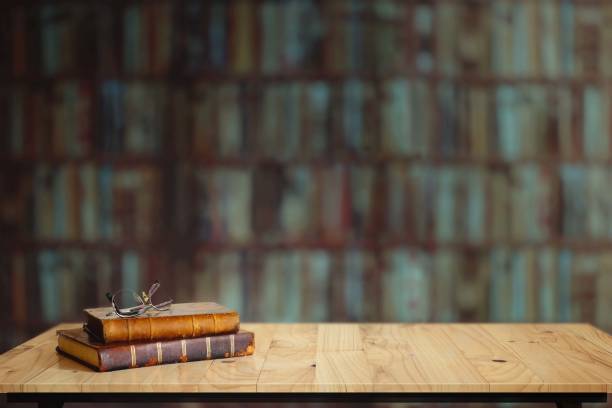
xmin=1 ymin=0 xmax=612 ymax=386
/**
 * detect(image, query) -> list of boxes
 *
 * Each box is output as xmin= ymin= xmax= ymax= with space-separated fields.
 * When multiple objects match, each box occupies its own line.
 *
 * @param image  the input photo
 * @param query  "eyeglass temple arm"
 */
xmin=117 ymin=303 xmax=149 ymax=313
xmin=148 ymin=281 xmax=161 ymax=298
xmin=153 ymin=299 xmax=173 ymax=309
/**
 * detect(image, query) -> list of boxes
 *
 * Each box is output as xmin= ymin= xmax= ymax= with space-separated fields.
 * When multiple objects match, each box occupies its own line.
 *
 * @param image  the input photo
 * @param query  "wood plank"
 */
xmin=562 ymin=324 xmax=612 ymax=392
xmin=0 ymin=324 xmax=77 ymax=366
xmin=362 ymin=324 xmax=423 ymax=391
xmin=313 ymin=324 xmax=371 ymax=391
xmin=24 ymin=355 xmax=95 ymax=392
xmin=82 ymin=360 xmax=213 ymax=392
xmin=562 ymin=324 xmax=612 ymax=357
xmin=0 ymin=324 xmax=78 ymax=392
xmin=362 ymin=324 xmax=488 ymax=392
xmin=315 ymin=351 xmax=373 ymax=392
xmin=400 ymin=324 xmax=488 ymax=392
xmin=529 ymin=324 xmax=612 ymax=392
xmin=257 ymin=324 xmax=317 ymax=392
xmin=317 ymin=324 xmax=363 ymax=352
xmin=0 ymin=337 xmax=61 ymax=392
xmin=483 ymin=324 xmax=610 ymax=392
xmin=441 ymin=324 xmax=546 ymax=392
xmin=199 ymin=323 xmax=278 ymax=392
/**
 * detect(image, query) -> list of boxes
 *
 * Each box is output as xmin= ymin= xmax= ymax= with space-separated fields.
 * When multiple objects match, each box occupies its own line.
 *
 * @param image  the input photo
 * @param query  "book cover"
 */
xmin=33 ymin=166 xmax=51 ymax=237
xmin=383 ymin=249 xmax=429 ymax=322
xmin=342 ymin=250 xmax=365 ymax=321
xmin=303 ymin=251 xmax=330 ymax=322
xmin=537 ymin=248 xmax=558 ymax=322
xmin=123 ymin=4 xmax=144 ymax=74
xmin=230 ymin=0 xmax=255 ymax=73
xmin=39 ymin=250 xmax=60 ymax=323
xmin=57 ymin=328 xmax=254 ymax=372
xmin=432 ymin=251 xmax=458 ymax=322
xmin=304 ymin=82 xmax=330 ymax=157
xmin=208 ymin=1 xmax=226 ymax=69
xmin=84 ymin=302 xmax=240 ymax=344
xmin=11 ymin=253 xmax=27 ymax=325
xmin=260 ymin=1 xmax=279 ymax=73
xmin=217 ymin=84 xmax=242 ymax=157
xmin=414 ymin=3 xmax=433 ymax=72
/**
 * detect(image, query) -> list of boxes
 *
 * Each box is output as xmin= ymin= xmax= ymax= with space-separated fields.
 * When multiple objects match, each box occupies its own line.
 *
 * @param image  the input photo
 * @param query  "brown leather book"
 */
xmin=57 ymin=328 xmax=255 ymax=372
xmin=84 ymin=302 xmax=240 ymax=343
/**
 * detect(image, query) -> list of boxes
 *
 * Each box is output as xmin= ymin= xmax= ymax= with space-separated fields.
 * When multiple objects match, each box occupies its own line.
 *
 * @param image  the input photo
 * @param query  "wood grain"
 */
xmin=0 ymin=323 xmax=74 ymax=365
xmin=441 ymin=324 xmax=546 ymax=392
xmin=0 ymin=324 xmax=78 ymax=392
xmin=362 ymin=324 xmax=486 ymax=392
xmin=82 ymin=359 xmax=213 ymax=393
xmin=315 ymin=324 xmax=371 ymax=391
xmin=257 ymin=324 xmax=317 ymax=392
xmin=0 ymin=323 xmax=611 ymax=393
xmin=483 ymin=324 xmax=610 ymax=392
xmin=317 ymin=324 xmax=363 ymax=352
xmin=198 ymin=323 xmax=278 ymax=392
xmin=315 ymin=351 xmax=373 ymax=392
xmin=24 ymin=355 xmax=95 ymax=393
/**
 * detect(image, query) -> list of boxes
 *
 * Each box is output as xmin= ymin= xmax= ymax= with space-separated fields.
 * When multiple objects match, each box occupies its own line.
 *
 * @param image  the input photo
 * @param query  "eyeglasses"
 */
xmin=106 ymin=281 xmax=173 ymax=318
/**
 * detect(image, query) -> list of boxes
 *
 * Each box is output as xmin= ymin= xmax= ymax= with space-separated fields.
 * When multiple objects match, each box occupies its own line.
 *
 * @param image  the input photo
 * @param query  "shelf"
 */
xmin=193 ymin=240 xmax=612 ymax=252
xmin=184 ymin=156 xmax=610 ymax=168
xmin=0 ymin=240 xmax=164 ymax=252
xmin=3 ymin=0 xmax=605 ymax=6
xmin=0 ymin=155 xmax=171 ymax=167
xmin=2 ymin=155 xmax=611 ymax=167
xmin=4 ymin=72 xmax=612 ymax=85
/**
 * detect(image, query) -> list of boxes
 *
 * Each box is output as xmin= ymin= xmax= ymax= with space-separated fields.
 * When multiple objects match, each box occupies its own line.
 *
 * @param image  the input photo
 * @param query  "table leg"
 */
xmin=557 ymin=402 xmax=582 ymax=408
xmin=3 ymin=393 xmax=605 ymax=406
xmin=38 ymin=399 xmax=63 ymax=408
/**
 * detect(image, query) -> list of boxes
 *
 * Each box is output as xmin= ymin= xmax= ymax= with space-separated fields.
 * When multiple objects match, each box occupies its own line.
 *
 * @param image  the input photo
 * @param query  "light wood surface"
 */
xmin=0 ymin=323 xmax=611 ymax=393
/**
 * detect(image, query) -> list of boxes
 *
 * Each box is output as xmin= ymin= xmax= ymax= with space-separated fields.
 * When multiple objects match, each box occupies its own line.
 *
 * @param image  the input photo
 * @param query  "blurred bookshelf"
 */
xmin=1 ymin=0 xmax=612 ymax=353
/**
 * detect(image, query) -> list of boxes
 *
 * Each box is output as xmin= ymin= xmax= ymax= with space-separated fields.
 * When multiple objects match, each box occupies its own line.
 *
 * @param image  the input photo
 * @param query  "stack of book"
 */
xmin=56 ymin=302 xmax=254 ymax=372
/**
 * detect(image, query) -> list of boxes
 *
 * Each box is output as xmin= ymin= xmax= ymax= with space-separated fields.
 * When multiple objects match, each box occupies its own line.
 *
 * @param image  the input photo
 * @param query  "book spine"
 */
xmin=100 ymin=312 xmax=240 ymax=343
xmin=95 ymin=331 xmax=254 ymax=372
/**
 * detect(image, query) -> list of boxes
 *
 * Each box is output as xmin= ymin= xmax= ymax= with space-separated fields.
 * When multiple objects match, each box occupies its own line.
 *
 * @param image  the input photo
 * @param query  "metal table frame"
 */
xmin=5 ymin=392 xmax=608 ymax=408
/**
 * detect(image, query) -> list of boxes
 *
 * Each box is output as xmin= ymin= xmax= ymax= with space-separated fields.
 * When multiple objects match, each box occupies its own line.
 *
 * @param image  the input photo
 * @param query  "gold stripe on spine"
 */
xmin=156 ymin=342 xmax=163 ymax=364
xmin=230 ymin=334 xmax=235 ymax=357
xmin=181 ymin=339 xmax=187 ymax=358
xmin=206 ymin=337 xmax=212 ymax=359
xmin=130 ymin=345 xmax=136 ymax=368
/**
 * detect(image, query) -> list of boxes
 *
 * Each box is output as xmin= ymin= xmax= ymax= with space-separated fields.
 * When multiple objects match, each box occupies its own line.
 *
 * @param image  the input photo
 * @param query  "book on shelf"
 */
xmin=4 ymin=80 xmax=612 ymax=161
xmin=334 ymin=249 xmax=378 ymax=321
xmin=84 ymin=302 xmax=240 ymax=344
xmin=2 ymin=247 xmax=612 ymax=342
xmin=12 ymin=164 xmax=162 ymax=242
xmin=5 ymin=1 xmax=612 ymax=78
xmin=57 ymin=328 xmax=254 ymax=372
xmin=10 ymin=162 xmax=612 ymax=247
xmin=382 ymin=249 xmax=430 ymax=322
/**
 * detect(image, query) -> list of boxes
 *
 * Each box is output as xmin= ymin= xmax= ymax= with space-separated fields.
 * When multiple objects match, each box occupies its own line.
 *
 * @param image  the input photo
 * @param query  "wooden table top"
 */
xmin=0 ymin=323 xmax=611 ymax=394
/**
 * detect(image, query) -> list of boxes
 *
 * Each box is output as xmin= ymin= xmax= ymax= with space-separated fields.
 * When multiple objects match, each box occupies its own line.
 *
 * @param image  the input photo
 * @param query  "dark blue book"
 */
xmin=100 ymin=81 xmax=125 ymax=153
xmin=182 ymin=1 xmax=208 ymax=73
xmin=98 ymin=166 xmax=113 ymax=239
xmin=209 ymin=1 xmax=227 ymax=69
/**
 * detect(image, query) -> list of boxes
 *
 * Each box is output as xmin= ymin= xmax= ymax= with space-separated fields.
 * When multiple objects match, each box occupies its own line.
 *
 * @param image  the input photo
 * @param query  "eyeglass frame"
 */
xmin=105 ymin=281 xmax=173 ymax=318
